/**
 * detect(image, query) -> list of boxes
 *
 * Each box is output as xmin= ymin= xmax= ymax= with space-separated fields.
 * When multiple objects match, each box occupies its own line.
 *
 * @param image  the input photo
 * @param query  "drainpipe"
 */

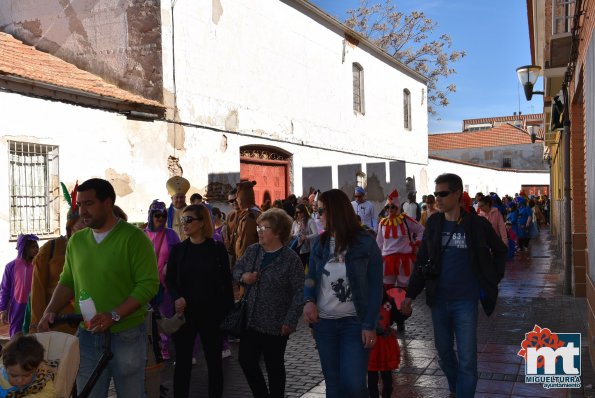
xmin=170 ymin=0 xmax=179 ymax=157
xmin=562 ymin=85 xmax=572 ymax=295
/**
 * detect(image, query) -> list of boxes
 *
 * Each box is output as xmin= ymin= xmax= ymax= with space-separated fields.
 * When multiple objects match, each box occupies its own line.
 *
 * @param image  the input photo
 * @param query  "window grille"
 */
xmin=503 ymin=158 xmax=512 ymax=168
xmin=403 ymin=89 xmax=412 ymax=130
xmin=553 ymin=0 xmax=575 ymax=35
xmin=8 ymin=141 xmax=60 ymax=238
xmin=352 ymin=63 xmax=365 ymax=113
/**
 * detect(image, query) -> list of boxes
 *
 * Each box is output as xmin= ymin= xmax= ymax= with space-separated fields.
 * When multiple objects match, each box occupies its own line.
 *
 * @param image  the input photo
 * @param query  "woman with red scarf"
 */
xmin=376 ymin=190 xmax=424 ymax=331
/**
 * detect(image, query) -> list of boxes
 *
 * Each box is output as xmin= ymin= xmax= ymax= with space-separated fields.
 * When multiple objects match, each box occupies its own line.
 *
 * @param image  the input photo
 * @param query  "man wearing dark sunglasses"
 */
xmin=401 ymin=173 xmax=507 ymax=398
xmin=351 ymin=186 xmax=376 ymax=230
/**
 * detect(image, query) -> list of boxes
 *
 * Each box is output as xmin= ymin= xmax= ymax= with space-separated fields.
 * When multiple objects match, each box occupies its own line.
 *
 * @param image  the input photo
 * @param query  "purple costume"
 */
xmin=145 ymin=200 xmax=181 ymax=359
xmin=0 ymin=234 xmax=38 ymax=336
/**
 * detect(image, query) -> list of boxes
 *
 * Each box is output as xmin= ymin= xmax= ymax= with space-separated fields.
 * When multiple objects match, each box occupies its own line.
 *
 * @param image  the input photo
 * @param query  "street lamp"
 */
xmin=528 ymin=125 xmax=543 ymax=143
xmin=516 ymin=65 xmax=544 ymax=101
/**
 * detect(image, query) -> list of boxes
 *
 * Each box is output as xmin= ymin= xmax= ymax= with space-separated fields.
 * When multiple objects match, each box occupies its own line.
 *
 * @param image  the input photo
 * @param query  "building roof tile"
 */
xmin=0 ymin=32 xmax=163 ymax=109
xmin=429 ymin=124 xmax=542 ymax=151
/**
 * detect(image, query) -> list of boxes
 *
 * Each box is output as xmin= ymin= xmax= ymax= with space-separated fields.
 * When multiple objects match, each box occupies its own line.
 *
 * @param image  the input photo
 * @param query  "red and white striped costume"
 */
xmin=376 ymin=213 xmax=424 ymax=288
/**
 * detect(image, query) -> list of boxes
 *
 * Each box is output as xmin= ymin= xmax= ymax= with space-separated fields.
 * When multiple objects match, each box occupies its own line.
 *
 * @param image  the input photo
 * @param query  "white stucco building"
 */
xmin=1 ymin=0 xmax=429 ymax=264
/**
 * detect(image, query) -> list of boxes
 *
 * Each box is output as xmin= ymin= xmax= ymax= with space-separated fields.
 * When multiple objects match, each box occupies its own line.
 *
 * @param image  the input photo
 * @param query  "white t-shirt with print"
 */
xmin=318 ymin=238 xmax=357 ymax=319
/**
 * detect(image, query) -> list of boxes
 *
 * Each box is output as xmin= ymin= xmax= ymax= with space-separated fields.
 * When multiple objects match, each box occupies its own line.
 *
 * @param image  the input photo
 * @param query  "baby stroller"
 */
xmin=42 ymin=311 xmax=163 ymax=398
xmin=36 ymin=313 xmax=113 ymax=398
xmin=33 ymin=331 xmax=80 ymax=398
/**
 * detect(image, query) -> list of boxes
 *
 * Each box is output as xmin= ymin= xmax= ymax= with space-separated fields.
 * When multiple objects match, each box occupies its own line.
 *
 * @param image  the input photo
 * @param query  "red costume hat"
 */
xmin=387 ymin=189 xmax=399 ymax=205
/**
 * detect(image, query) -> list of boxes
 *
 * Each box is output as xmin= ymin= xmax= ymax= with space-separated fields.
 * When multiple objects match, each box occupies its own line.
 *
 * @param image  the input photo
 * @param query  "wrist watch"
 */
xmin=110 ymin=310 xmax=121 ymax=323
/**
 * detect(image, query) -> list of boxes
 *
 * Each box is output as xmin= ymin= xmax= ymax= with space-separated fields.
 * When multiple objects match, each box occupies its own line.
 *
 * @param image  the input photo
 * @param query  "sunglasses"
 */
xmin=317 ymin=208 xmax=326 ymax=216
xmin=180 ymin=215 xmax=202 ymax=224
xmin=256 ymin=225 xmax=272 ymax=233
xmin=433 ymin=191 xmax=452 ymax=198
xmin=153 ymin=213 xmax=167 ymax=219
xmin=388 ymin=205 xmax=398 ymax=210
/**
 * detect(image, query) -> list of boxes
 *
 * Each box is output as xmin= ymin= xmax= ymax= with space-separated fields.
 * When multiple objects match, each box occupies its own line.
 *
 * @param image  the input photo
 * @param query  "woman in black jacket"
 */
xmin=166 ymin=204 xmax=234 ymax=398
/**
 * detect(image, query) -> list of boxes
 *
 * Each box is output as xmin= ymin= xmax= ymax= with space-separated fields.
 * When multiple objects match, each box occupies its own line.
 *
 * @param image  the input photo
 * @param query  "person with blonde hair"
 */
xmin=166 ymin=204 xmax=234 ymax=398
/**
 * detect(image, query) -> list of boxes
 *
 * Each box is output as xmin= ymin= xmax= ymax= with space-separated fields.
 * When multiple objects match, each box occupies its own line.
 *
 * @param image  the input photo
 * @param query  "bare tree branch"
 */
xmin=344 ymin=0 xmax=466 ymax=115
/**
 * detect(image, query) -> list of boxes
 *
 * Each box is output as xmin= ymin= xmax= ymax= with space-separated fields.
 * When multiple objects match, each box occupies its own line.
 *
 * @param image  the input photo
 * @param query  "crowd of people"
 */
xmin=0 ymin=173 xmax=548 ymax=397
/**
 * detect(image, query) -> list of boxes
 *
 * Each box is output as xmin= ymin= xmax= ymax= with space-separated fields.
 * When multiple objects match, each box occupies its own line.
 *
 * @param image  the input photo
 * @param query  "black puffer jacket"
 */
xmin=233 ymin=244 xmax=304 ymax=335
xmin=406 ymin=209 xmax=507 ymax=316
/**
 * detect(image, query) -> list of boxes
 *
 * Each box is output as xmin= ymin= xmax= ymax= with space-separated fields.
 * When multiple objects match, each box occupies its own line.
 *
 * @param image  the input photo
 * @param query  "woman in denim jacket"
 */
xmin=303 ymin=189 xmax=383 ymax=398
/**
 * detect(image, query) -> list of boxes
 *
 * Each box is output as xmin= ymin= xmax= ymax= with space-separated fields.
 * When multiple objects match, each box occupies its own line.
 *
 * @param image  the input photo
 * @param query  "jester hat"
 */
xmin=387 ymin=189 xmax=399 ymax=205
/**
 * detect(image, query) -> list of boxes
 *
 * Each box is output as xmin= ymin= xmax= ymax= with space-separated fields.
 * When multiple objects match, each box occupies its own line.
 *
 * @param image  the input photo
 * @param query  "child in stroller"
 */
xmin=0 ymin=334 xmax=56 ymax=397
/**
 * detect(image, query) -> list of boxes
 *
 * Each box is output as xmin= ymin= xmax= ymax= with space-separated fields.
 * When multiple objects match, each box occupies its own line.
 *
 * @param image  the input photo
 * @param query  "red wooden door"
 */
xmin=240 ymin=160 xmax=287 ymax=206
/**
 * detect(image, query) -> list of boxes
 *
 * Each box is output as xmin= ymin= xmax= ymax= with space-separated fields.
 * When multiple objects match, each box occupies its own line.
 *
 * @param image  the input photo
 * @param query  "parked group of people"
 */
xmin=0 ymin=172 xmax=530 ymax=397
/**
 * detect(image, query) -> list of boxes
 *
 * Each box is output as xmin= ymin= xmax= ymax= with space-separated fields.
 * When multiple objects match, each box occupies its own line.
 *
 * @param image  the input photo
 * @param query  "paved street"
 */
xmin=156 ymin=228 xmax=595 ymax=397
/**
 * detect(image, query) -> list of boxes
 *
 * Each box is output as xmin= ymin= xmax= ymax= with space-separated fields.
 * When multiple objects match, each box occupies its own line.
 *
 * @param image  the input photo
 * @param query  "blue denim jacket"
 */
xmin=304 ymin=230 xmax=383 ymax=330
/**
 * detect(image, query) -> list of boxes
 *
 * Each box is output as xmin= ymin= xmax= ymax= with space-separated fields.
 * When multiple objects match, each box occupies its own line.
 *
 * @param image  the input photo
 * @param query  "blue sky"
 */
xmin=310 ymin=0 xmax=544 ymax=133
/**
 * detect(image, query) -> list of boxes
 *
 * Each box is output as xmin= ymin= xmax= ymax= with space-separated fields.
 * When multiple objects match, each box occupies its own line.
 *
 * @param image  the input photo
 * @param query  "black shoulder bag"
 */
xmin=415 ymin=218 xmax=459 ymax=279
xmin=220 ymin=250 xmax=259 ymax=337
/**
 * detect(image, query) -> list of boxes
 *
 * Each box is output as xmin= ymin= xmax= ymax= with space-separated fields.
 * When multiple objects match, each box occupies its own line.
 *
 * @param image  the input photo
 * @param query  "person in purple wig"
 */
xmin=0 ymin=234 xmax=39 ymax=336
xmin=144 ymin=200 xmax=180 ymax=360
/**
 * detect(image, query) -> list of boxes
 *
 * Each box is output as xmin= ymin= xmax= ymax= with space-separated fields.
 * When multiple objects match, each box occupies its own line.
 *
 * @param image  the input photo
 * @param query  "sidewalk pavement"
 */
xmin=142 ymin=228 xmax=595 ymax=397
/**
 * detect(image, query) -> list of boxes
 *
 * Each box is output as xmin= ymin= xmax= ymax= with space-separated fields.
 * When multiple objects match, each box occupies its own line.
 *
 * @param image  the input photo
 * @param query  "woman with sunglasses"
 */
xmin=290 ymin=204 xmax=319 ymax=269
xmin=376 ymin=191 xmax=424 ymax=332
xmin=233 ymin=208 xmax=304 ymax=398
xmin=144 ymin=200 xmax=181 ymax=360
xmin=166 ymin=204 xmax=234 ymax=398
xmin=303 ymin=189 xmax=383 ymax=398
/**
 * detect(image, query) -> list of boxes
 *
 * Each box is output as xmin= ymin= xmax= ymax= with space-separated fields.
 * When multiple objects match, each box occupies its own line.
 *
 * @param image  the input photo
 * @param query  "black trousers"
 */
xmin=299 ymin=252 xmax=310 ymax=269
xmin=367 ymin=370 xmax=393 ymax=398
xmin=238 ymin=328 xmax=289 ymax=398
xmin=173 ymin=318 xmax=223 ymax=398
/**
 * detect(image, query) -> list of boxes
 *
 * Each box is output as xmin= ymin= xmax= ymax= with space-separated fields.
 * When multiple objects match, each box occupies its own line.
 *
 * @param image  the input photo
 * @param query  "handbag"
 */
xmin=220 ymin=253 xmax=259 ymax=336
xmin=220 ymin=296 xmax=248 ymax=337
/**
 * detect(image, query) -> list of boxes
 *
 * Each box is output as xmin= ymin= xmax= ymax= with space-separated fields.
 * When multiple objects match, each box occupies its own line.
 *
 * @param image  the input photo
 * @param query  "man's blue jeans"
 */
xmin=77 ymin=323 xmax=147 ymax=398
xmin=430 ymin=300 xmax=478 ymax=398
xmin=312 ymin=317 xmax=369 ymax=398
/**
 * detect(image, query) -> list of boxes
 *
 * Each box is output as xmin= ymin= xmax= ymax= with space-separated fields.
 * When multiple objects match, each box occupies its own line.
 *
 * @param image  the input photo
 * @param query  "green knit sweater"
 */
xmin=59 ymin=220 xmax=159 ymax=332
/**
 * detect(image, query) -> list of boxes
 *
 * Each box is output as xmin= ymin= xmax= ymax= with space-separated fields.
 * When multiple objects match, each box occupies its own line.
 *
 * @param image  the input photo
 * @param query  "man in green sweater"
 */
xmin=39 ymin=178 xmax=159 ymax=398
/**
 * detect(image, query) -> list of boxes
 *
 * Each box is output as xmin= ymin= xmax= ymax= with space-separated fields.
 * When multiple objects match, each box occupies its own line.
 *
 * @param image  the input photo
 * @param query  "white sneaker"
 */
xmin=192 ymin=357 xmax=197 ymax=365
xmin=222 ymin=349 xmax=232 ymax=359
